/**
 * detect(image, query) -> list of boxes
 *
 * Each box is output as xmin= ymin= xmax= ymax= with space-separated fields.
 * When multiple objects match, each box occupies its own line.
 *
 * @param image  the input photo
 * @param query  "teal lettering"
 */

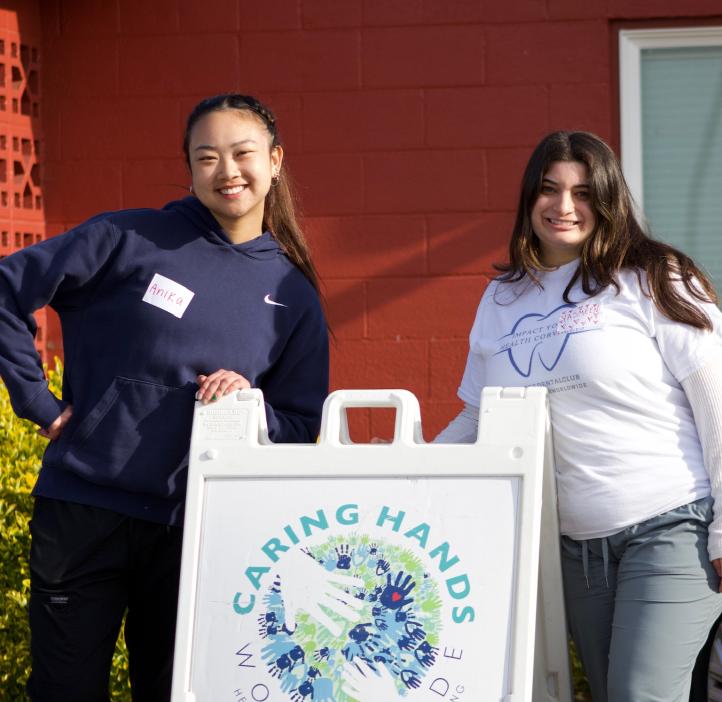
xmin=452 ymin=605 xmax=475 ymax=623
xmin=245 ymin=565 xmax=270 ymax=590
xmin=283 ymin=524 xmax=300 ymax=545
xmin=376 ymin=505 xmax=405 ymax=532
xmin=261 ymin=538 xmax=289 ymax=563
xmin=404 ymin=521 xmax=430 ymax=548
xmin=428 ymin=542 xmax=460 ymax=572
xmin=300 ymin=510 xmax=329 ymax=537
xmin=232 ymin=592 xmax=256 ymax=615
xmin=336 ymin=503 xmax=359 ymax=525
xmin=446 ymin=573 xmax=470 ymax=599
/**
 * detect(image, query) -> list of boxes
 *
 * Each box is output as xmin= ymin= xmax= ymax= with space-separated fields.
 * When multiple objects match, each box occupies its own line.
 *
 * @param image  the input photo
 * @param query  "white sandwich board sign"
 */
xmin=171 ymin=387 xmax=571 ymax=702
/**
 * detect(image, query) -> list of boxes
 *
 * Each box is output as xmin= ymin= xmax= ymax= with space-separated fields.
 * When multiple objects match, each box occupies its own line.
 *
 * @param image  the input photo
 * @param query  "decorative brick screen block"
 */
xmin=0 ymin=9 xmax=46 ymax=362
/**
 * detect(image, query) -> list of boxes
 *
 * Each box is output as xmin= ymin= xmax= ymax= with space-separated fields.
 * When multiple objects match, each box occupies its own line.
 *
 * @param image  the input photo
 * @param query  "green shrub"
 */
xmin=570 ymin=638 xmax=592 ymax=701
xmin=0 ymin=362 xmax=130 ymax=700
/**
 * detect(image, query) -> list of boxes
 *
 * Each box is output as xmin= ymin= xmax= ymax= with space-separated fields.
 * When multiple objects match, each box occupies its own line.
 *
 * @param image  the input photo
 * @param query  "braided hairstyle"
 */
xmin=183 ymin=94 xmax=320 ymax=292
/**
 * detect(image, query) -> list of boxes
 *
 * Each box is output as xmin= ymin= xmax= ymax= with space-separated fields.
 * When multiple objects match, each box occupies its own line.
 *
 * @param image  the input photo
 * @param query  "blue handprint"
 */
xmin=258 ymin=611 xmax=280 ymax=638
xmin=368 ymin=585 xmax=383 ymax=602
xmin=313 ymin=646 xmax=330 ymax=662
xmin=395 ymin=606 xmax=425 ymax=641
xmin=415 ymin=640 xmax=438 ymax=668
xmin=264 ymin=642 xmax=305 ymax=679
xmin=335 ymin=544 xmax=352 ymax=570
xmin=401 ymin=668 xmax=422 ymax=689
xmin=343 ymin=623 xmax=383 ymax=660
xmin=288 ymin=644 xmax=305 ymax=666
xmin=405 ymin=619 xmax=426 ymax=642
xmin=373 ymin=647 xmax=393 ymax=664
xmin=290 ymin=682 xmax=313 ymax=701
xmin=309 ymin=677 xmax=334 ymax=702
xmin=267 ymin=652 xmax=294 ymax=679
xmin=380 ymin=571 xmax=415 ymax=610
xmin=348 ymin=622 xmax=374 ymax=643
xmin=375 ymin=554 xmax=391 ymax=575
xmin=397 ymin=635 xmax=415 ymax=651
xmin=374 ymin=616 xmax=388 ymax=631
xmin=352 ymin=543 xmax=369 ymax=567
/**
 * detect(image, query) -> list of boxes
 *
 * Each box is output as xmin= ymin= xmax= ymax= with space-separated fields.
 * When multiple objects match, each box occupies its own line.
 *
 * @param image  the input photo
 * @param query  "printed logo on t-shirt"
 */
xmin=142 ymin=273 xmax=195 ymax=319
xmin=556 ymin=303 xmax=600 ymax=334
xmin=494 ymin=302 xmax=602 ymax=377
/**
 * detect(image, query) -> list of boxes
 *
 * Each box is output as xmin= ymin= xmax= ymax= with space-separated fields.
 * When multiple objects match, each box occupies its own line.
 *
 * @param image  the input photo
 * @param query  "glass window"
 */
xmin=619 ymin=28 xmax=722 ymax=287
xmin=641 ymin=45 xmax=722 ymax=285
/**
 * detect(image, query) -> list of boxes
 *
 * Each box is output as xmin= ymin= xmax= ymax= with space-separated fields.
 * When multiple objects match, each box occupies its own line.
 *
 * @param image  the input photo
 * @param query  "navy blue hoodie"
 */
xmin=0 ymin=197 xmax=328 ymax=525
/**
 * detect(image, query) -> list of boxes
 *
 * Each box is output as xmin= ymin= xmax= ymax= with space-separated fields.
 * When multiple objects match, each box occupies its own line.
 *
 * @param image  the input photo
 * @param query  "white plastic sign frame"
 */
xmin=171 ymin=387 xmax=563 ymax=702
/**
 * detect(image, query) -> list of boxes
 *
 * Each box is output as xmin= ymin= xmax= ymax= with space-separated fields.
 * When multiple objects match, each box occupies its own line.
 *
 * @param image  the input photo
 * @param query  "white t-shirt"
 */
xmin=458 ymin=260 xmax=722 ymax=540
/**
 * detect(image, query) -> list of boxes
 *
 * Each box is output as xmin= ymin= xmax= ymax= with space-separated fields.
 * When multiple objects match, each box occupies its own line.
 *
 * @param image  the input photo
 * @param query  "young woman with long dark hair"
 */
xmin=437 ymin=131 xmax=722 ymax=701
xmin=0 ymin=93 xmax=328 ymax=701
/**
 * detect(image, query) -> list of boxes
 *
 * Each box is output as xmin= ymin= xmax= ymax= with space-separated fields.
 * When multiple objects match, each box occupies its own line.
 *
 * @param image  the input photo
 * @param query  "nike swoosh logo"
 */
xmin=264 ymin=294 xmax=287 ymax=307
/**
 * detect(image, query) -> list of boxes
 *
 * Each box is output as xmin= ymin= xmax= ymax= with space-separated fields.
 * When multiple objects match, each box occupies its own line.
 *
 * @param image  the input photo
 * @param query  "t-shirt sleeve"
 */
xmin=457 ymin=287 xmax=491 ymax=408
xmin=652 ymin=280 xmax=722 ymax=383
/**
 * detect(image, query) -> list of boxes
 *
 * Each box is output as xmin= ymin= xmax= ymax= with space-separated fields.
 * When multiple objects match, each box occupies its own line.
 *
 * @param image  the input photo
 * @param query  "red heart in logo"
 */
xmin=392 ymin=592 xmax=401 ymax=602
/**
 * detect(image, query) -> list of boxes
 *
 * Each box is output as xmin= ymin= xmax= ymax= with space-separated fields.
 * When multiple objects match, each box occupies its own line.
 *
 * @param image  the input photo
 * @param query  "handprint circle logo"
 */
xmin=258 ymin=534 xmax=443 ymax=700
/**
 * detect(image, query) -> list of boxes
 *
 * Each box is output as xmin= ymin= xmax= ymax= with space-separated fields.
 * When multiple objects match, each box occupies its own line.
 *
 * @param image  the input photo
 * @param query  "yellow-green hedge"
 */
xmin=0 ymin=362 xmax=130 ymax=700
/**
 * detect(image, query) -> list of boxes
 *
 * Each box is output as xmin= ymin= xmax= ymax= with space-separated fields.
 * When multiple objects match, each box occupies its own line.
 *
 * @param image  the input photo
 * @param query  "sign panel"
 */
xmin=172 ymin=388 xmax=564 ymax=702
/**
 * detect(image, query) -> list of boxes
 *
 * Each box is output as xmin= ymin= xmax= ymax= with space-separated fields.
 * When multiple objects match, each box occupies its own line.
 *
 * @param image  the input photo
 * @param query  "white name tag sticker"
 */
xmin=142 ymin=273 xmax=195 ymax=319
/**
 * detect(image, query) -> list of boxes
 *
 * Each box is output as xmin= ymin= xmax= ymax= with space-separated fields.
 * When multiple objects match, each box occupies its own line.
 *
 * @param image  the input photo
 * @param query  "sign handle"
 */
xmin=319 ymin=389 xmax=424 ymax=446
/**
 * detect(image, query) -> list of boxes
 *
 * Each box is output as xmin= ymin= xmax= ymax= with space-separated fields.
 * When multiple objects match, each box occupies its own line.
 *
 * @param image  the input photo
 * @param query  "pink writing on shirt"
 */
xmin=556 ymin=303 xmax=601 ymax=333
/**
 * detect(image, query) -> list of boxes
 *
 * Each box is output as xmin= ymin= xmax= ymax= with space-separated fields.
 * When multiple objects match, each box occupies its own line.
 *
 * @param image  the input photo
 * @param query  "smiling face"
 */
xmin=530 ymin=160 xmax=596 ymax=266
xmin=188 ymin=109 xmax=283 ymax=244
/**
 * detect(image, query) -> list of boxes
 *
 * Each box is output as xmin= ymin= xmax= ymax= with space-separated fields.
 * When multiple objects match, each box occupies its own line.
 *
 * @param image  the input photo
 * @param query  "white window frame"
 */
xmin=618 ymin=26 xmax=722 ymax=210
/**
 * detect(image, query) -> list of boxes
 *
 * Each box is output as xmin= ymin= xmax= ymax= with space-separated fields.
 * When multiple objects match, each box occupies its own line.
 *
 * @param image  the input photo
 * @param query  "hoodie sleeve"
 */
xmin=260 ymin=298 xmax=329 ymax=443
xmin=0 ymin=218 xmax=119 ymax=428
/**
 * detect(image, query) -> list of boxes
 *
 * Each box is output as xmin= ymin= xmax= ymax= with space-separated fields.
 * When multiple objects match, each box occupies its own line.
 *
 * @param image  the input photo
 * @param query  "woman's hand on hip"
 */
xmin=38 ymin=405 xmax=73 ymax=441
xmin=196 ymin=369 xmax=251 ymax=404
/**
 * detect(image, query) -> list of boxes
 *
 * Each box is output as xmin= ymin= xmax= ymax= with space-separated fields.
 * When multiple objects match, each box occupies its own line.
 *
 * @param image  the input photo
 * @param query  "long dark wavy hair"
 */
xmin=183 ymin=94 xmax=321 ymax=293
xmin=495 ymin=131 xmax=718 ymax=330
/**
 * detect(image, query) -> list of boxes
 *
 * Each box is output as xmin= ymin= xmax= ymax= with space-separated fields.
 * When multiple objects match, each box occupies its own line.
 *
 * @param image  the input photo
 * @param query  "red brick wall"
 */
xmin=0 ymin=2 xmax=46 ymax=359
xmin=5 ymin=0 xmax=722 ymax=438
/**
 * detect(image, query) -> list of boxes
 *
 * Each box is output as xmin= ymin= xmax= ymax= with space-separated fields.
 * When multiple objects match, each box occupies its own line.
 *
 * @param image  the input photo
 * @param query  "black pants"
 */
xmin=26 ymin=497 xmax=183 ymax=702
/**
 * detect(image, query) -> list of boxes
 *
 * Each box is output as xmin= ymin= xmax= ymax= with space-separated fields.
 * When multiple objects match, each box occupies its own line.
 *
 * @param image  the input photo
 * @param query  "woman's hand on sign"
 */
xmin=38 ymin=404 xmax=73 ymax=441
xmin=196 ymin=369 xmax=250 ymax=404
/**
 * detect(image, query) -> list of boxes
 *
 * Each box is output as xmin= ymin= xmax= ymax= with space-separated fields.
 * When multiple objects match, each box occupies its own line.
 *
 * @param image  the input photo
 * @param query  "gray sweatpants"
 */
xmin=561 ymin=496 xmax=722 ymax=702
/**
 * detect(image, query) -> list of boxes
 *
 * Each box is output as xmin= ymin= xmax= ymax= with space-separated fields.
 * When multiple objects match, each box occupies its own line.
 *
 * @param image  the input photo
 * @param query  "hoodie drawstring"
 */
xmin=581 ymin=538 xmax=610 ymax=589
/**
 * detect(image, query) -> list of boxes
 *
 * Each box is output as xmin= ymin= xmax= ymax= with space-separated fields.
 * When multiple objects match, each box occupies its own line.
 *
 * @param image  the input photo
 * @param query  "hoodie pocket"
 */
xmin=58 ymin=376 xmax=196 ymax=499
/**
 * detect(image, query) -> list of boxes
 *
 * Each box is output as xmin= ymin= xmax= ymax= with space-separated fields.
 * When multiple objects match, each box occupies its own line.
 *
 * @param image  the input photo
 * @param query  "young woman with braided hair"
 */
xmin=436 ymin=131 xmax=722 ymax=701
xmin=0 ymin=93 xmax=328 ymax=700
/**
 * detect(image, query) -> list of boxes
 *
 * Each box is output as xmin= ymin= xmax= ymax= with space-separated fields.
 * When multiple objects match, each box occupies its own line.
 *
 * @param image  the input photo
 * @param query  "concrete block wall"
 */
xmin=0 ymin=3 xmax=46 ymax=360
xmin=4 ymin=0 xmax=721 ymax=437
